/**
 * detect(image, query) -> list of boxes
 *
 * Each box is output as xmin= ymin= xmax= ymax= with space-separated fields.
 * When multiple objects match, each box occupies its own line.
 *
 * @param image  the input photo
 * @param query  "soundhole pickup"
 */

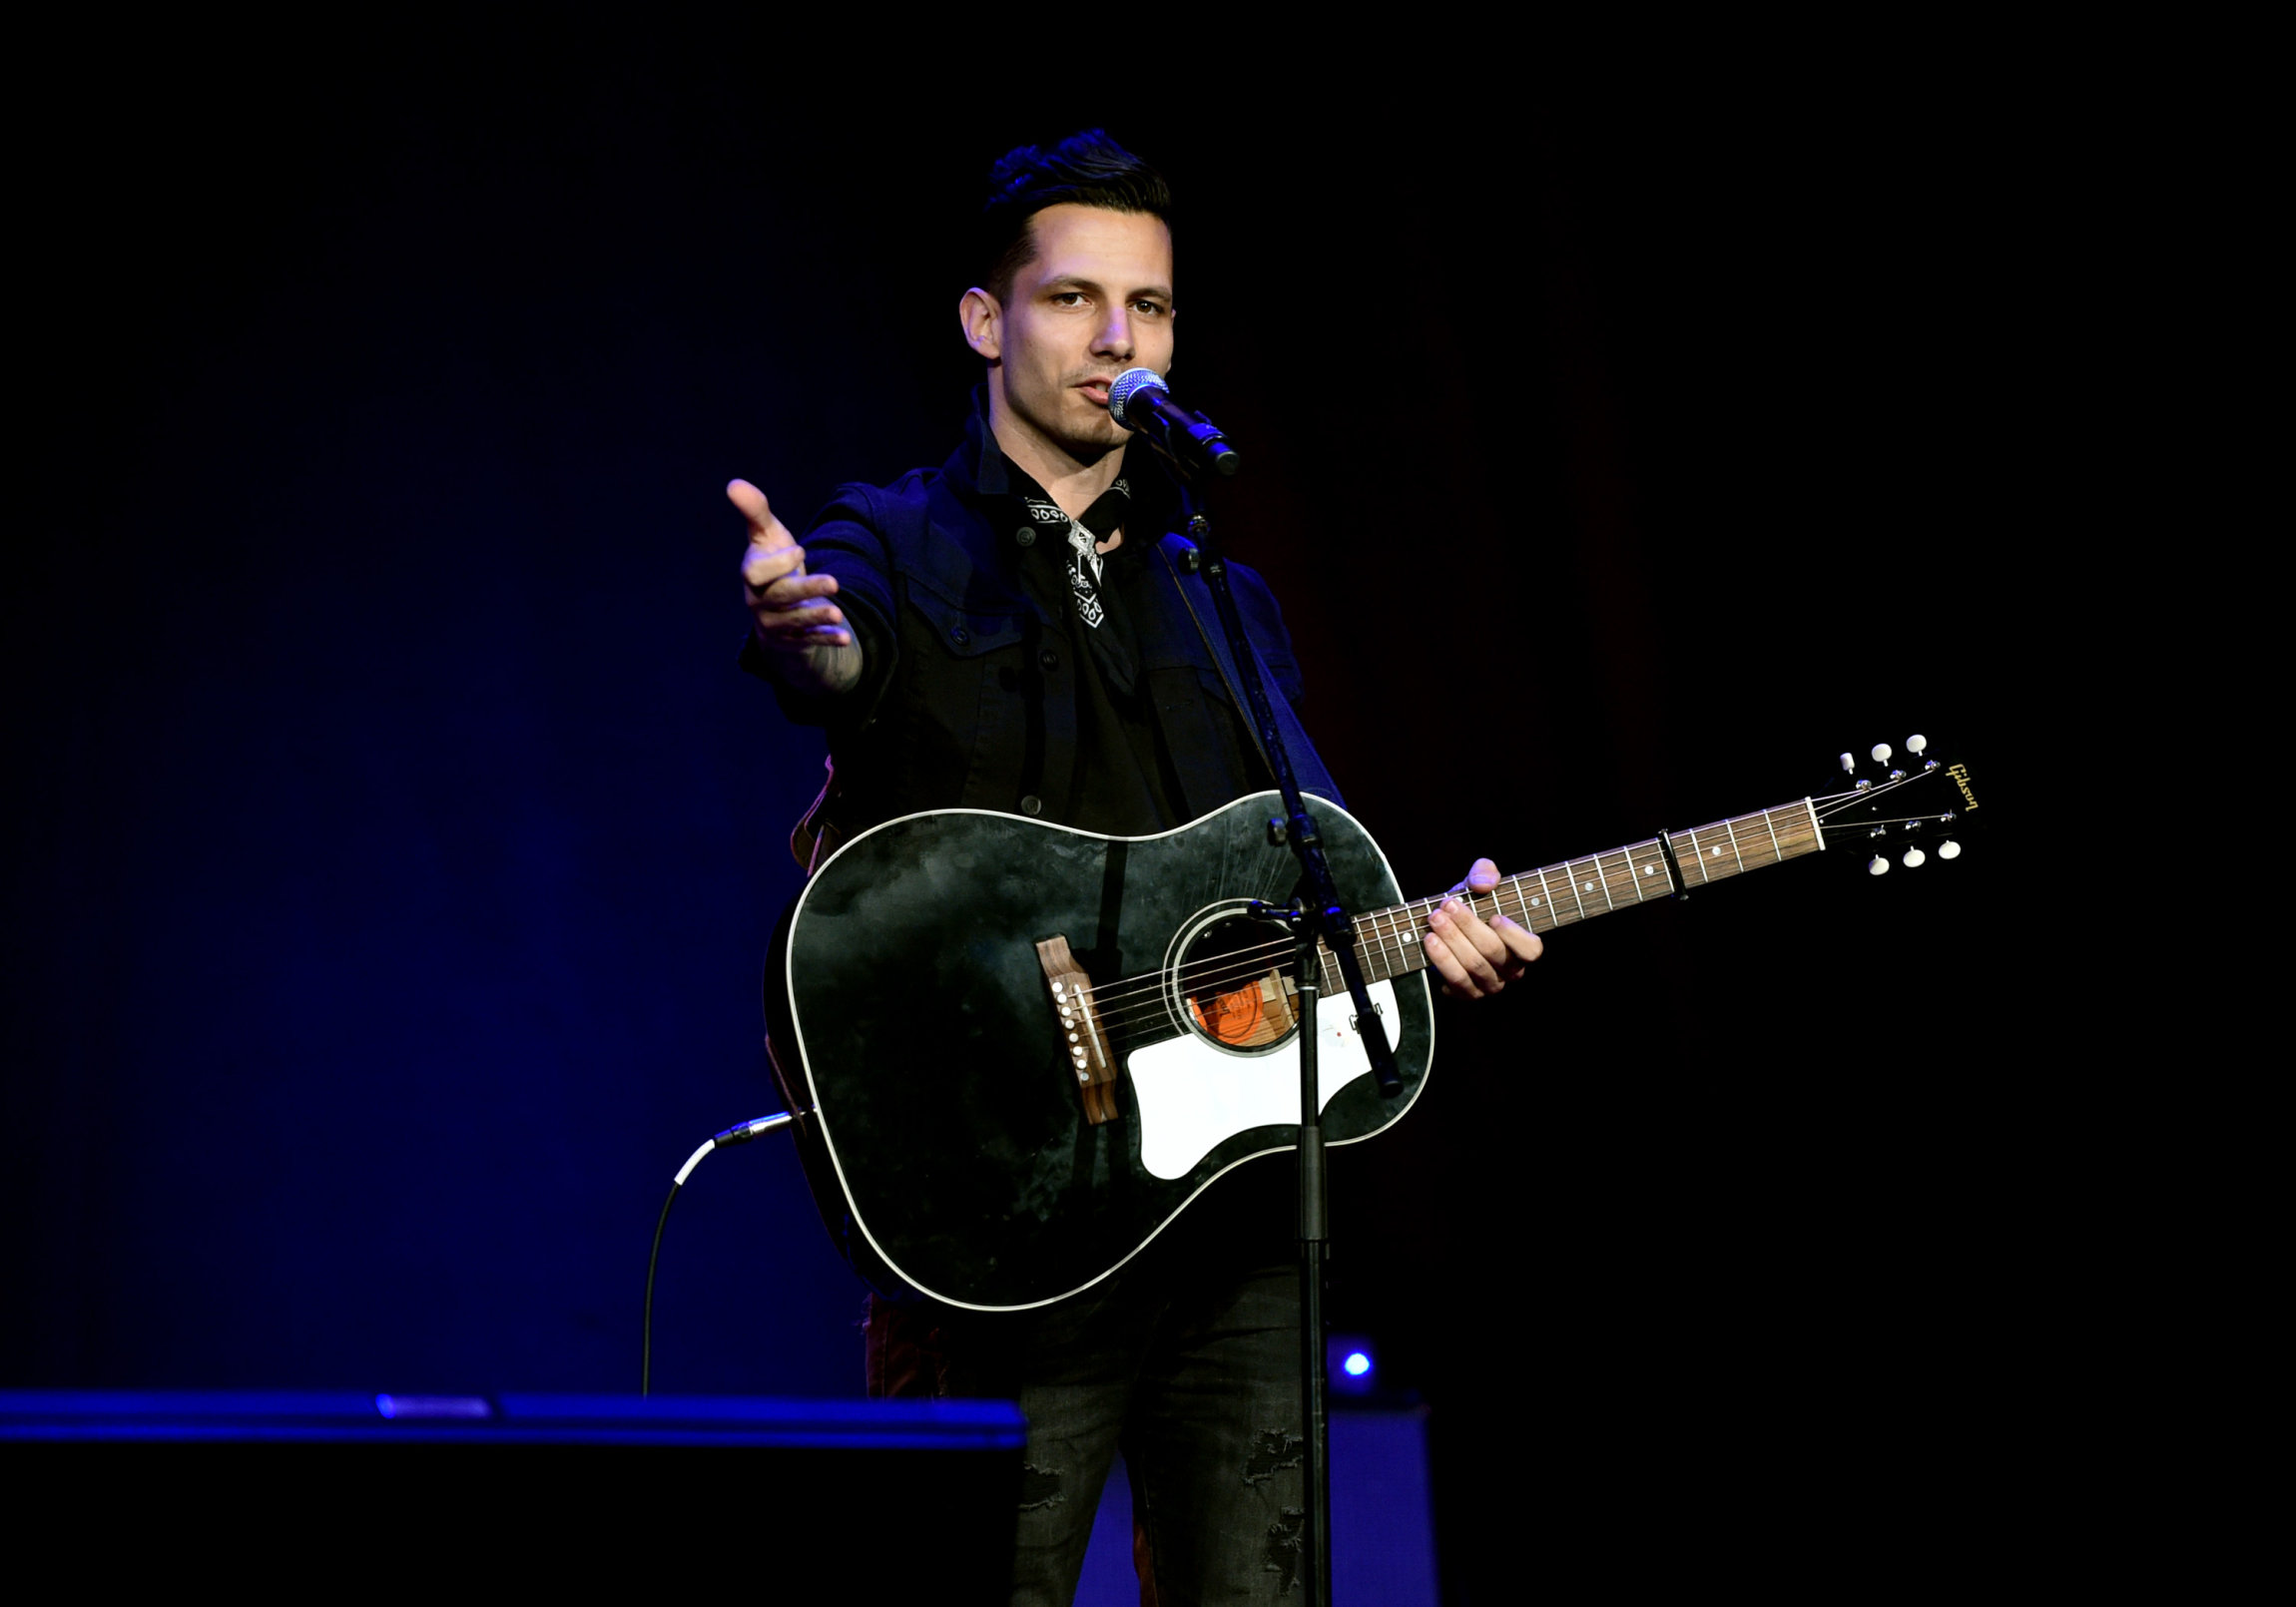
xmin=1189 ymin=968 xmax=1299 ymax=1048
xmin=1035 ymin=935 xmax=1120 ymax=1126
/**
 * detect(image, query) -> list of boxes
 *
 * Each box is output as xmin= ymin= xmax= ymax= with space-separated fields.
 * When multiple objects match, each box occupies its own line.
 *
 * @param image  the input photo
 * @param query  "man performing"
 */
xmin=733 ymin=131 xmax=1541 ymax=1604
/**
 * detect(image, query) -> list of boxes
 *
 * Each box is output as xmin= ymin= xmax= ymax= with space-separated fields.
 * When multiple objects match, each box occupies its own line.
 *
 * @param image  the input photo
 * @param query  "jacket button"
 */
xmin=1019 ymin=795 xmax=1043 ymax=816
xmin=949 ymin=625 xmax=970 ymax=646
xmin=1038 ymin=648 xmax=1060 ymax=672
xmin=1013 ymin=527 xmax=1036 ymax=548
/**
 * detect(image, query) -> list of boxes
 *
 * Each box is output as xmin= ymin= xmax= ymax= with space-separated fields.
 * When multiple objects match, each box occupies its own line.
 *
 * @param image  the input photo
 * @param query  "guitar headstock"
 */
xmin=1816 ymin=735 xmax=1983 ymax=874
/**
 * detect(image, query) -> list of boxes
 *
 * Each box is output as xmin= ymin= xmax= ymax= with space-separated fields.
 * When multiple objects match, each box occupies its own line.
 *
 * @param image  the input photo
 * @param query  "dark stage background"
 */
xmin=11 ymin=26 xmax=2025 ymax=1595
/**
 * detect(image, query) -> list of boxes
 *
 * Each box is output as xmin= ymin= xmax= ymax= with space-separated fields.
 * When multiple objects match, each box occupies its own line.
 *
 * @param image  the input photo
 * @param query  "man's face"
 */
xmin=972 ymin=204 xmax=1175 ymax=477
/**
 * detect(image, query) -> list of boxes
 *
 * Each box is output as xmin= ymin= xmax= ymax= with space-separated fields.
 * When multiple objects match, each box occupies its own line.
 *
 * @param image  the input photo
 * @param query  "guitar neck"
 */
xmin=1318 ymin=798 xmax=1826 ymax=990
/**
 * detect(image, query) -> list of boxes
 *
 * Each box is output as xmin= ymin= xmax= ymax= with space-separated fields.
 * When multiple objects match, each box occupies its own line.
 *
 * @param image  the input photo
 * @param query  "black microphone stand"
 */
xmin=1171 ymin=474 xmax=1401 ymax=1607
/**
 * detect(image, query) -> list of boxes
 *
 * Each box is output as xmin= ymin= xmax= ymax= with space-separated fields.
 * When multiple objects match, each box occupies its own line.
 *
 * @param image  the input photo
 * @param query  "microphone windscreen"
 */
xmin=1107 ymin=367 xmax=1168 ymax=431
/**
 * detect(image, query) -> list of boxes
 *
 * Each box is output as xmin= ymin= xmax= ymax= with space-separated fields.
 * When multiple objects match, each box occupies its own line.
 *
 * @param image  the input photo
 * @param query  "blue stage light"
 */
xmin=1326 ymin=1333 xmax=1378 ymax=1396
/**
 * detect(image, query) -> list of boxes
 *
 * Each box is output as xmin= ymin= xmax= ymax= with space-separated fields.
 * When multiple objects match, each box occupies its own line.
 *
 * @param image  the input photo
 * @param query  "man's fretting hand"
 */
xmin=732 ymin=478 xmax=862 ymax=695
xmin=1425 ymin=857 xmax=1544 ymax=1000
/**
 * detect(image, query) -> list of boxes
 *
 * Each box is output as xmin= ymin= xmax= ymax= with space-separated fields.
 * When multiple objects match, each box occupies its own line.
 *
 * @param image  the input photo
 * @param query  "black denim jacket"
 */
xmin=749 ymin=411 xmax=1326 ymax=847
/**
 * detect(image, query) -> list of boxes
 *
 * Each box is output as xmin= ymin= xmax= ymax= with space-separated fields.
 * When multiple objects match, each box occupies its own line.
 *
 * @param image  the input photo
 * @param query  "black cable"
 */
xmin=641 ymin=1180 xmax=682 ymax=1396
xmin=641 ymin=1113 xmax=794 ymax=1395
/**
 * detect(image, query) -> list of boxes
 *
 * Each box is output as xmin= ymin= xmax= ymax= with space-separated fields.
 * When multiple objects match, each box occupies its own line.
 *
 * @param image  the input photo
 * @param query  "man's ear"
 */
xmin=958 ymin=287 xmax=1001 ymax=360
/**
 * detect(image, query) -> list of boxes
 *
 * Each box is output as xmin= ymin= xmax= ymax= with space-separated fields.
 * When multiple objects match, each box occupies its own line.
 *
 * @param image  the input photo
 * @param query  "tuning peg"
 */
xmin=1906 ymin=735 xmax=1928 ymax=755
xmin=1840 ymin=753 xmax=1856 ymax=776
xmin=1902 ymin=847 xmax=1926 ymax=868
xmin=1871 ymin=743 xmax=1893 ymax=765
xmin=1868 ymin=855 xmax=1890 ymax=876
xmin=1938 ymin=839 xmax=1962 ymax=860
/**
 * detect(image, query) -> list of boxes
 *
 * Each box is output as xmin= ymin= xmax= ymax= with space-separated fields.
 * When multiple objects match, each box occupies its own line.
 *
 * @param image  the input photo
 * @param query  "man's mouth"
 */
xmin=1077 ymin=376 xmax=1116 ymax=406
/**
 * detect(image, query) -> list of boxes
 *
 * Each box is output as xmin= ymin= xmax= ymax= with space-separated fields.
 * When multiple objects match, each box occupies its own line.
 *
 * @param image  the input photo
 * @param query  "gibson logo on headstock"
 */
xmin=1949 ymin=763 xmax=1981 ymax=809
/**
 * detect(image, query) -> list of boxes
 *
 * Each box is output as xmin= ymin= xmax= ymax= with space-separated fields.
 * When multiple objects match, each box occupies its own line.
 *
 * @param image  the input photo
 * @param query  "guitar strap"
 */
xmin=1155 ymin=532 xmax=1345 ymax=809
xmin=789 ymin=753 xmax=840 ymax=875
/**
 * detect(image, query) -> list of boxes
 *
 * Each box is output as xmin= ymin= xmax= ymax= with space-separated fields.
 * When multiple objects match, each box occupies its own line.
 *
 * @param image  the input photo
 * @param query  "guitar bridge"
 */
xmin=1036 ymin=935 xmax=1119 ymax=1126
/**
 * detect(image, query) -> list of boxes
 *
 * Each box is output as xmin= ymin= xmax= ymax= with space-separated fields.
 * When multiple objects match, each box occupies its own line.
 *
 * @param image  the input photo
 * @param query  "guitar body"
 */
xmin=765 ymin=792 xmax=1435 ymax=1312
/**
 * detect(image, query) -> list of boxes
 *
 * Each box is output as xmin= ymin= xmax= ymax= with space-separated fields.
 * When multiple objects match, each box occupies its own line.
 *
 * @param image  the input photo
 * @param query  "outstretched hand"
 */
xmin=733 ymin=479 xmax=851 ymax=654
xmin=1424 ymin=857 xmax=1543 ymax=1000
xmin=732 ymin=479 xmax=863 ymax=697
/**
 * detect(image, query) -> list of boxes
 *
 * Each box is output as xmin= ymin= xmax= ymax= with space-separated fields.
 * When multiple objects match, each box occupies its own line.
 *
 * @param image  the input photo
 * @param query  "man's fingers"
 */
xmin=744 ymin=544 xmax=844 ymax=597
xmin=1492 ymin=918 xmax=1543 ymax=970
xmin=742 ymin=541 xmax=804 ymax=588
xmin=729 ymin=477 xmax=800 ymax=552
xmin=754 ymin=571 xmax=840 ymax=607
xmin=1423 ymin=928 xmax=1494 ymax=1000
xmin=1429 ymin=901 xmax=1503 ymax=990
xmin=1426 ymin=885 xmax=1545 ymax=1000
xmin=727 ymin=477 xmax=772 ymax=526
xmin=762 ymin=601 xmax=854 ymax=633
xmin=1435 ymin=898 xmax=1507 ymax=967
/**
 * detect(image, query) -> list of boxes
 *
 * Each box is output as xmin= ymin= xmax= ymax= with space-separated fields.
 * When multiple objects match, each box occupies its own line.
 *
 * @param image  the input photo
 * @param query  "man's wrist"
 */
xmin=763 ymin=635 xmax=863 ymax=697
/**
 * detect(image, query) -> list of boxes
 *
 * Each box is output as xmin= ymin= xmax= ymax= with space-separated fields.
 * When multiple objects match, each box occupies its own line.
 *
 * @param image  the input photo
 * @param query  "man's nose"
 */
xmin=1093 ymin=308 xmax=1135 ymax=357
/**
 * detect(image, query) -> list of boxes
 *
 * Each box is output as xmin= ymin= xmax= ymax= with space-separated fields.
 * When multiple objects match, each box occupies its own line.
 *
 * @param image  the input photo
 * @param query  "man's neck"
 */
xmin=988 ymin=412 xmax=1127 ymax=535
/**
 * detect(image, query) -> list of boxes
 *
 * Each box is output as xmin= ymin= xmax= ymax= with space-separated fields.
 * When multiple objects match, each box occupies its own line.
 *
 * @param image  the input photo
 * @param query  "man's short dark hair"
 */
xmin=977 ymin=130 xmax=1172 ymax=307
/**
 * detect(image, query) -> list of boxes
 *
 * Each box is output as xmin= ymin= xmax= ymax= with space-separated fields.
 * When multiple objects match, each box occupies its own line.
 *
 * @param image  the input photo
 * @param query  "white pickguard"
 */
xmin=1124 ymin=980 xmax=1405 ymax=1180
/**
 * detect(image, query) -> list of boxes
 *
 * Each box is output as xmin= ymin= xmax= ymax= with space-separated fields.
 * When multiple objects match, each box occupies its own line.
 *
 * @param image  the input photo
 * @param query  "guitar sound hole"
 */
xmin=1175 ymin=914 xmax=1301 ymax=1052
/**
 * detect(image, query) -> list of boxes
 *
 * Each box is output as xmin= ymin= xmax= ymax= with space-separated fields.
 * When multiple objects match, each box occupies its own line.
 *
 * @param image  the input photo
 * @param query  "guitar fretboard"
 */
xmin=1314 ymin=798 xmax=1825 ymax=993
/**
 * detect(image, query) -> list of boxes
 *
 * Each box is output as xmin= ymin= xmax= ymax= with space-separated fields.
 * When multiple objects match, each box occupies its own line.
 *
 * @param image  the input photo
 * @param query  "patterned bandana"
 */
xmin=1017 ymin=477 xmax=1131 ymax=634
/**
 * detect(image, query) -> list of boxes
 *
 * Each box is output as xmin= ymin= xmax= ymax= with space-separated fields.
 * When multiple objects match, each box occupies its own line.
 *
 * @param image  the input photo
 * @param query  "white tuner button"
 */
xmin=1868 ymin=855 xmax=1890 ymax=875
xmin=1840 ymin=753 xmax=1856 ymax=774
xmin=1939 ymin=839 xmax=1962 ymax=859
xmin=1906 ymin=734 xmax=1928 ymax=754
xmin=1902 ymin=847 xmax=1927 ymax=868
xmin=1871 ymin=743 xmax=1893 ymax=764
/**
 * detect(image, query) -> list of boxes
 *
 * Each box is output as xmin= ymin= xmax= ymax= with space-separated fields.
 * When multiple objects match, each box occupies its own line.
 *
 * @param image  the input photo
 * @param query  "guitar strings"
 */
xmin=1812 ymin=770 xmax=1933 ymax=818
xmin=1077 ymin=877 xmax=1566 ymax=1042
xmin=1077 ymin=842 xmax=1678 ymax=1039
xmin=1076 ymin=900 xmax=1454 ymax=1040
xmin=1079 ymin=779 xmax=1943 ymax=1042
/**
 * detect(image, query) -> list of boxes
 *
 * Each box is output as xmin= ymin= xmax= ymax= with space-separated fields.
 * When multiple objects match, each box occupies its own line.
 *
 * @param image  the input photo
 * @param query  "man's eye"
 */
xmin=1050 ymin=291 xmax=1085 ymax=306
xmin=1133 ymin=300 xmax=1168 ymax=316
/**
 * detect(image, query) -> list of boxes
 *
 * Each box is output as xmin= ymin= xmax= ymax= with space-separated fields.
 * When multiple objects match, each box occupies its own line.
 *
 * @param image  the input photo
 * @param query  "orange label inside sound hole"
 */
xmin=1188 ymin=986 xmax=1264 ymax=1045
xmin=1185 ymin=972 xmax=1295 ymax=1048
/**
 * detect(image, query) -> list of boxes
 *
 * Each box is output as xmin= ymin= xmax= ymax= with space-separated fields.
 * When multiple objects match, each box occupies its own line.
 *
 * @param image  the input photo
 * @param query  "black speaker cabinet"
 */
xmin=2 ymin=1389 xmax=1024 ymax=1594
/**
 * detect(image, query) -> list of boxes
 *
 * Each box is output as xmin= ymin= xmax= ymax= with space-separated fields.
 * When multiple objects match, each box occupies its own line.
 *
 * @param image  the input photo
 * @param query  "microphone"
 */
xmin=1108 ymin=368 xmax=1242 ymax=478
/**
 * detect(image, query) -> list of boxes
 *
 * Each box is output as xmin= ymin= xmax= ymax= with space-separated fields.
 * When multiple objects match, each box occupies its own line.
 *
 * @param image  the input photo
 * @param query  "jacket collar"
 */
xmin=944 ymin=387 xmax=1176 ymax=539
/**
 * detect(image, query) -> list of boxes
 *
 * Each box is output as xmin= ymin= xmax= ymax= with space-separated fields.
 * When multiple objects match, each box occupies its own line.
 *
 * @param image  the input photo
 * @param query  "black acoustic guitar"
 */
xmin=764 ymin=745 xmax=1978 ymax=1311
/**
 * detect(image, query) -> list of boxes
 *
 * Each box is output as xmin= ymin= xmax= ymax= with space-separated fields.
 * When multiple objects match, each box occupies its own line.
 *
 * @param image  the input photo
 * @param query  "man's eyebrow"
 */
xmin=1041 ymin=272 xmax=1173 ymax=300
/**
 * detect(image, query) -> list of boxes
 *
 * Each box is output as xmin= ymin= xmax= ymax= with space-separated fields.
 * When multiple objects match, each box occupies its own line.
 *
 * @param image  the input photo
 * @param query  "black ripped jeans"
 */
xmin=866 ymin=1258 xmax=1307 ymax=1605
